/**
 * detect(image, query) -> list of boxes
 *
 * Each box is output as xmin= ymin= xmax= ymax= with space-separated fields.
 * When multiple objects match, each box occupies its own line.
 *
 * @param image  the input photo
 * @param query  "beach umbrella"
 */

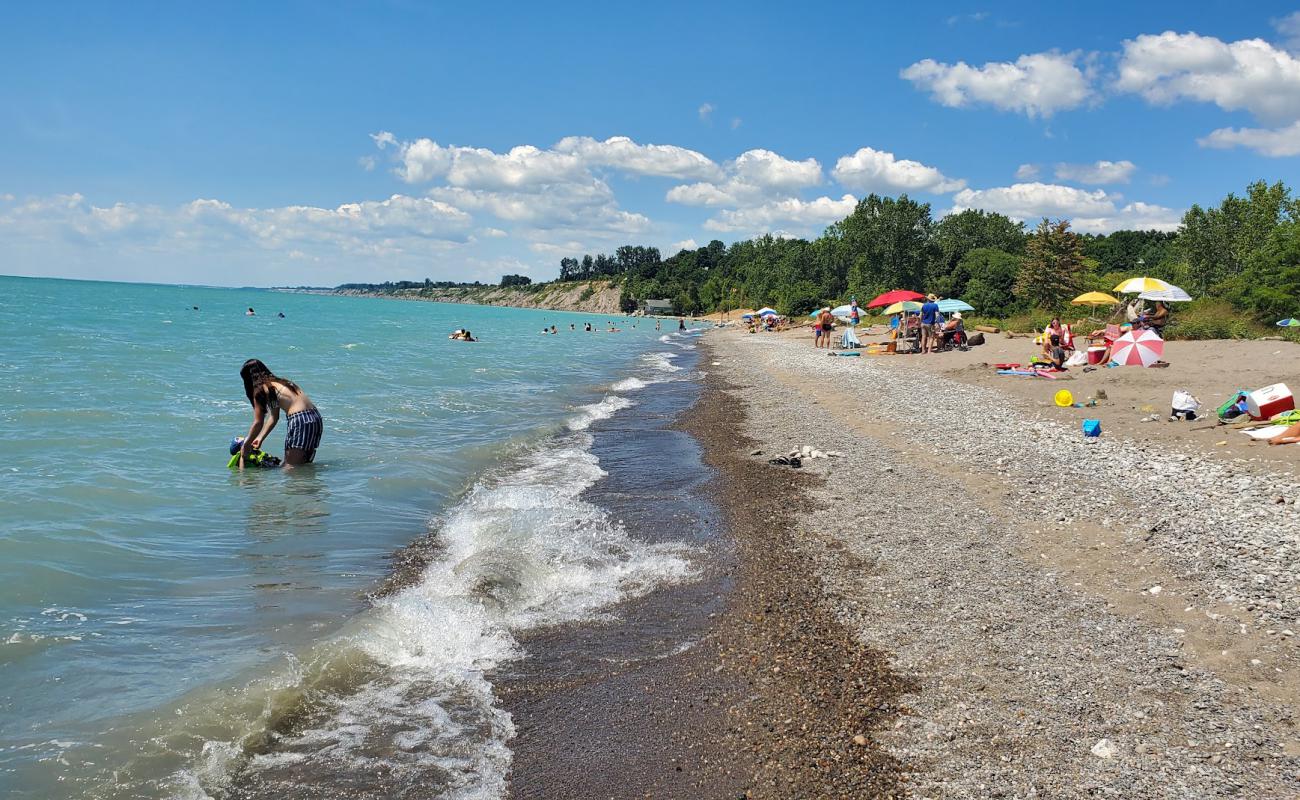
xmin=866 ymin=289 xmax=924 ymax=308
xmin=1138 ymin=285 xmax=1192 ymax=302
xmin=936 ymin=298 xmax=973 ymax=313
xmin=1071 ymin=291 xmax=1121 ymax=307
xmin=1114 ymin=276 xmax=1171 ymax=294
xmin=882 ymin=300 xmax=923 ymax=315
xmin=756 ymin=307 xmax=778 ymax=317
xmin=1111 ymin=329 xmax=1165 ymax=367
xmin=1277 ymin=318 xmax=1300 ymax=327
xmin=830 ymin=303 xmax=857 ymax=317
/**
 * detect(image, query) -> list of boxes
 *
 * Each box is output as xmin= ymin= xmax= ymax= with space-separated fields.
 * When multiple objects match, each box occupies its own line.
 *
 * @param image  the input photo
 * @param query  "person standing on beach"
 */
xmin=920 ymin=294 xmax=940 ymax=353
xmin=816 ymin=307 xmax=835 ymax=349
xmin=239 ymin=359 xmax=322 ymax=467
xmin=850 ymin=297 xmax=860 ymax=328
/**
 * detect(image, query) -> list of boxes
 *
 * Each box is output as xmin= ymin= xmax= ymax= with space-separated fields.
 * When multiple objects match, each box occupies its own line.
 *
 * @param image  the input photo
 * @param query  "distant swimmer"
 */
xmin=655 ymin=320 xmax=661 ymax=331
xmin=449 ymin=329 xmax=476 ymax=341
xmin=551 ymin=325 xmax=558 ymax=334
xmin=277 ymin=312 xmax=285 ymax=318
xmin=246 ymin=308 xmax=256 ymax=316
xmin=570 ymin=323 xmax=575 ymax=331
xmin=239 ymin=359 xmax=322 ymax=467
xmin=584 ymin=322 xmax=592 ymax=332
xmin=678 ymin=318 xmax=686 ymax=330
xmin=193 ymin=306 xmax=200 ymax=311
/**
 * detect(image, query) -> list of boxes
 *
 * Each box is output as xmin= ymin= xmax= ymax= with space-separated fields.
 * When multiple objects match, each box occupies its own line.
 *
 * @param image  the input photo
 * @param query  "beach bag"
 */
xmin=1171 ymin=390 xmax=1200 ymax=413
xmin=1216 ymin=390 xmax=1250 ymax=421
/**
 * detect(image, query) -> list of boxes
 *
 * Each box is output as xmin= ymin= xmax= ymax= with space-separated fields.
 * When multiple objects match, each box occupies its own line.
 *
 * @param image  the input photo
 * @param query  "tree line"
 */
xmin=543 ymin=179 xmax=1298 ymax=323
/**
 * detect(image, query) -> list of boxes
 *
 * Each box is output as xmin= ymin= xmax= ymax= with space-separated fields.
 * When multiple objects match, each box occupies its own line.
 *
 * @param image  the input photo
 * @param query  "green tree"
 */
xmin=1016 ymin=219 xmax=1085 ymax=310
xmin=839 ymin=194 xmax=936 ymax=297
xmin=928 ymin=209 xmax=1025 ymax=297
xmin=959 ymin=248 xmax=1023 ymax=315
xmin=1179 ymin=180 xmax=1298 ymax=294
xmin=1227 ymin=220 xmax=1300 ymax=320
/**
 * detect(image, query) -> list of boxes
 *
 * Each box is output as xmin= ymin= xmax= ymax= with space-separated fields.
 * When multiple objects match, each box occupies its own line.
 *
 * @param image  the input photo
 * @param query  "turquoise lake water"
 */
xmin=0 ymin=276 xmax=702 ymax=798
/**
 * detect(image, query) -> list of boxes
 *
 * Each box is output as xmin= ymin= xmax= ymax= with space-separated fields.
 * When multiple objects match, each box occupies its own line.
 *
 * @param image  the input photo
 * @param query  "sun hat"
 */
xmin=926 ymin=293 xmax=938 ymax=301
xmin=953 ymin=312 xmax=962 ymax=319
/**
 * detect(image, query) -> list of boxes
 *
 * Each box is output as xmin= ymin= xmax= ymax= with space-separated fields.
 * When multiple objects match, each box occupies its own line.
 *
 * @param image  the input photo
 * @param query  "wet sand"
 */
xmin=499 ymin=360 xmax=911 ymax=798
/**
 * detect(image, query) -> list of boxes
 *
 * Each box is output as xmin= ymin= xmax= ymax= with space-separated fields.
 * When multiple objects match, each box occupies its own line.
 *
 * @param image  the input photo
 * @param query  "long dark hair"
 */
xmin=240 ymin=358 xmax=299 ymax=410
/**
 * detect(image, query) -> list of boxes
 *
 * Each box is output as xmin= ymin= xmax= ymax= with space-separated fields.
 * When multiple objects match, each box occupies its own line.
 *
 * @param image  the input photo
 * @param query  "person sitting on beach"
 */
xmin=940 ymin=312 xmax=965 ymax=347
xmin=1148 ymin=302 xmax=1170 ymax=335
xmin=239 ymin=358 xmax=322 ymax=467
xmin=1046 ymin=334 xmax=1067 ymax=370
xmin=1268 ymin=421 xmax=1300 ymax=445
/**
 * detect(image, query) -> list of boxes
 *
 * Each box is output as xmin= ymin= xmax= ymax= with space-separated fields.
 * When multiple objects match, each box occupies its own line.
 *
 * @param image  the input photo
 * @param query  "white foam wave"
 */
xmin=611 ymin=377 xmax=649 ymax=391
xmin=188 ymin=429 xmax=695 ymax=797
xmin=640 ymin=352 xmax=683 ymax=373
xmin=567 ymin=395 xmax=634 ymax=430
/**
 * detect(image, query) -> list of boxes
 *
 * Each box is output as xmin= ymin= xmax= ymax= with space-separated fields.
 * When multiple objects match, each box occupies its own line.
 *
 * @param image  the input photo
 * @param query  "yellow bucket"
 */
xmin=1054 ymin=389 xmax=1074 ymax=408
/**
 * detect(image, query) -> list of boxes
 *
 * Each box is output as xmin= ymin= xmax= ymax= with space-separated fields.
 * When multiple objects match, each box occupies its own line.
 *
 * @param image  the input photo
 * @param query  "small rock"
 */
xmin=852 ymin=734 xmax=868 ymax=747
xmin=1147 ymin=585 xmax=1163 ymax=596
xmin=1091 ymin=739 xmax=1117 ymax=759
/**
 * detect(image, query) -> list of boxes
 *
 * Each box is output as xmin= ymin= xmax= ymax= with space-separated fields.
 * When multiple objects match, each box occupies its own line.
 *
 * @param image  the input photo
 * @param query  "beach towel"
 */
xmin=1242 ymin=426 xmax=1288 ymax=440
xmin=840 ymin=327 xmax=861 ymax=348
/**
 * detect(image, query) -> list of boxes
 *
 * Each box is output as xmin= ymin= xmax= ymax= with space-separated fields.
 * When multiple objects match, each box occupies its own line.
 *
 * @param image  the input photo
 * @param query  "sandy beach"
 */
xmin=676 ymin=326 xmax=1300 ymax=797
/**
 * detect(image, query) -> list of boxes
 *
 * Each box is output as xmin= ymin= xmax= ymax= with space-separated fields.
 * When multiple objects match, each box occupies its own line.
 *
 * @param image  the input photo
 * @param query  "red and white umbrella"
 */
xmin=1112 ymin=329 xmax=1164 ymax=367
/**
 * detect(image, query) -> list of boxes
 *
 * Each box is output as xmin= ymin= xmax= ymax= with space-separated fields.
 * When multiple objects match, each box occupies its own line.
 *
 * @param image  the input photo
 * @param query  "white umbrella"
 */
xmin=1112 ymin=329 xmax=1164 ymax=367
xmin=756 ymin=307 xmax=778 ymax=317
xmin=830 ymin=304 xmax=857 ymax=317
xmin=1138 ymin=286 xmax=1192 ymax=302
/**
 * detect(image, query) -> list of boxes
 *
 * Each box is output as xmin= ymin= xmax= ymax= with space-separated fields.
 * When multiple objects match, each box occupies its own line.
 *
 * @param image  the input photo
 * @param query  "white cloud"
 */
xmin=359 ymin=155 xmax=377 ymax=172
xmin=704 ymin=194 xmax=858 ymax=234
xmin=430 ymin=184 xmax=649 ymax=235
xmin=667 ymin=149 xmax=823 ymax=207
xmin=1277 ymin=12 xmax=1300 ymax=52
xmin=371 ymin=130 xmax=398 ymax=149
xmin=479 ymin=227 xmax=508 ymax=238
xmin=1015 ymin=163 xmax=1041 ymax=180
xmin=1199 ymin=120 xmax=1300 ymax=157
xmin=1053 ymin=159 xmax=1136 ymax=184
xmin=901 ymin=51 xmax=1094 ymax=117
xmin=951 ymin=182 xmax=1114 ymax=219
xmin=2 ymin=192 xmax=474 ymax=254
xmin=1072 ymin=202 xmax=1183 ymax=234
xmin=731 ymin=117 xmax=743 ymax=130
xmin=698 ymin=103 xmax=714 ymax=121
xmin=831 ymin=146 xmax=965 ymax=194
xmin=669 ymin=238 xmax=699 ymax=253
xmin=552 ymin=135 xmax=722 ymax=180
xmin=1115 ymin=31 xmax=1300 ymax=125
xmin=948 ymin=182 xmax=1180 ymax=232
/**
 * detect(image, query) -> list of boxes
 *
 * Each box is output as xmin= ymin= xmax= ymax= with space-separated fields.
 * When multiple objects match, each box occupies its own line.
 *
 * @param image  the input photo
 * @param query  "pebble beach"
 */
xmin=684 ymin=327 xmax=1300 ymax=798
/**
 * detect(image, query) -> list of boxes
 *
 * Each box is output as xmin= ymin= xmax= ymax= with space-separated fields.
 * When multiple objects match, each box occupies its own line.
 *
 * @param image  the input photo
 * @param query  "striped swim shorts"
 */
xmin=284 ymin=408 xmax=323 ymax=460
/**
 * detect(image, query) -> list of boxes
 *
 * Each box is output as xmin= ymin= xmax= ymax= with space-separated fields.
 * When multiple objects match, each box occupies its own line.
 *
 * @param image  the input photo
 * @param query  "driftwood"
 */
xmin=974 ymin=325 xmax=1000 ymax=334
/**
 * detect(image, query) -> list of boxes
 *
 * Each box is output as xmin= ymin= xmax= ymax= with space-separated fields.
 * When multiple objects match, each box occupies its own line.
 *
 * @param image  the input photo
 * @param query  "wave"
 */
xmin=566 ymin=395 xmax=634 ymax=431
xmin=610 ymin=377 xmax=649 ymax=392
xmin=137 ymin=406 xmax=696 ymax=798
xmin=640 ymin=352 xmax=683 ymax=374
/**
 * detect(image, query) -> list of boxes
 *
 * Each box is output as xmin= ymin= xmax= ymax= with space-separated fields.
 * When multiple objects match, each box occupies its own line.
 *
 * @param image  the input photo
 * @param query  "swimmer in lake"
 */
xmin=246 ymin=308 xmax=255 ymax=316
xmin=239 ymin=358 xmax=322 ymax=467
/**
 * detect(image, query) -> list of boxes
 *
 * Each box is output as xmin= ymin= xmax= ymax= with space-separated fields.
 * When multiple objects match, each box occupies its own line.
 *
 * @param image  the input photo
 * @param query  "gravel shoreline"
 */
xmin=706 ymin=330 xmax=1300 ymax=798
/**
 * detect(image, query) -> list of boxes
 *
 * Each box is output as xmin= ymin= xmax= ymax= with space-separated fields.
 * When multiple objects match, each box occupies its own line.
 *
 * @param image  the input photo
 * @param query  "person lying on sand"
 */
xmin=1268 ymin=421 xmax=1300 ymax=445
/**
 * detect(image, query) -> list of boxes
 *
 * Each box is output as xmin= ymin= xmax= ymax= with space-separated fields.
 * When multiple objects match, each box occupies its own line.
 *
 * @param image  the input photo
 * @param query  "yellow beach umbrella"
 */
xmin=882 ymin=300 xmax=923 ymax=315
xmin=1114 ymin=276 xmax=1170 ymax=294
xmin=1071 ymin=291 xmax=1121 ymax=307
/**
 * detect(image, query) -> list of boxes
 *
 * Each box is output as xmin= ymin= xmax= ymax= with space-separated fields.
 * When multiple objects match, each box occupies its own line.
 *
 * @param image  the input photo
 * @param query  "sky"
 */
xmin=2 ymin=1 xmax=1299 ymax=287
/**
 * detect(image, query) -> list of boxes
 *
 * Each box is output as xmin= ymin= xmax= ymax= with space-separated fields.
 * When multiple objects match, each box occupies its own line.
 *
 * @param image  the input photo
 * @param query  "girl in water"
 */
xmin=238 ymin=359 xmax=323 ymax=467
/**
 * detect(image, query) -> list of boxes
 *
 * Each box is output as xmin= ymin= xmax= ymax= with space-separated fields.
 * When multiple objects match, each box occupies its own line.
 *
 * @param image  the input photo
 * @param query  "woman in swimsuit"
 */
xmin=239 ymin=359 xmax=323 ymax=467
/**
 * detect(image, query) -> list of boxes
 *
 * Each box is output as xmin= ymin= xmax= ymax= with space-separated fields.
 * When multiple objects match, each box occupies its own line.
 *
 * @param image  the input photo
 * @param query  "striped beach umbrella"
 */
xmin=882 ymin=300 xmax=923 ymax=315
xmin=1114 ymin=276 xmax=1171 ymax=294
xmin=1112 ymin=329 xmax=1164 ymax=367
xmin=1277 ymin=318 xmax=1300 ymax=327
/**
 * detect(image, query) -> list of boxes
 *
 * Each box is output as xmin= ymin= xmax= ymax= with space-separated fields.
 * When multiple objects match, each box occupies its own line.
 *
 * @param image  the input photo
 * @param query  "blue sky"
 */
xmin=3 ymin=1 xmax=1299 ymax=286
